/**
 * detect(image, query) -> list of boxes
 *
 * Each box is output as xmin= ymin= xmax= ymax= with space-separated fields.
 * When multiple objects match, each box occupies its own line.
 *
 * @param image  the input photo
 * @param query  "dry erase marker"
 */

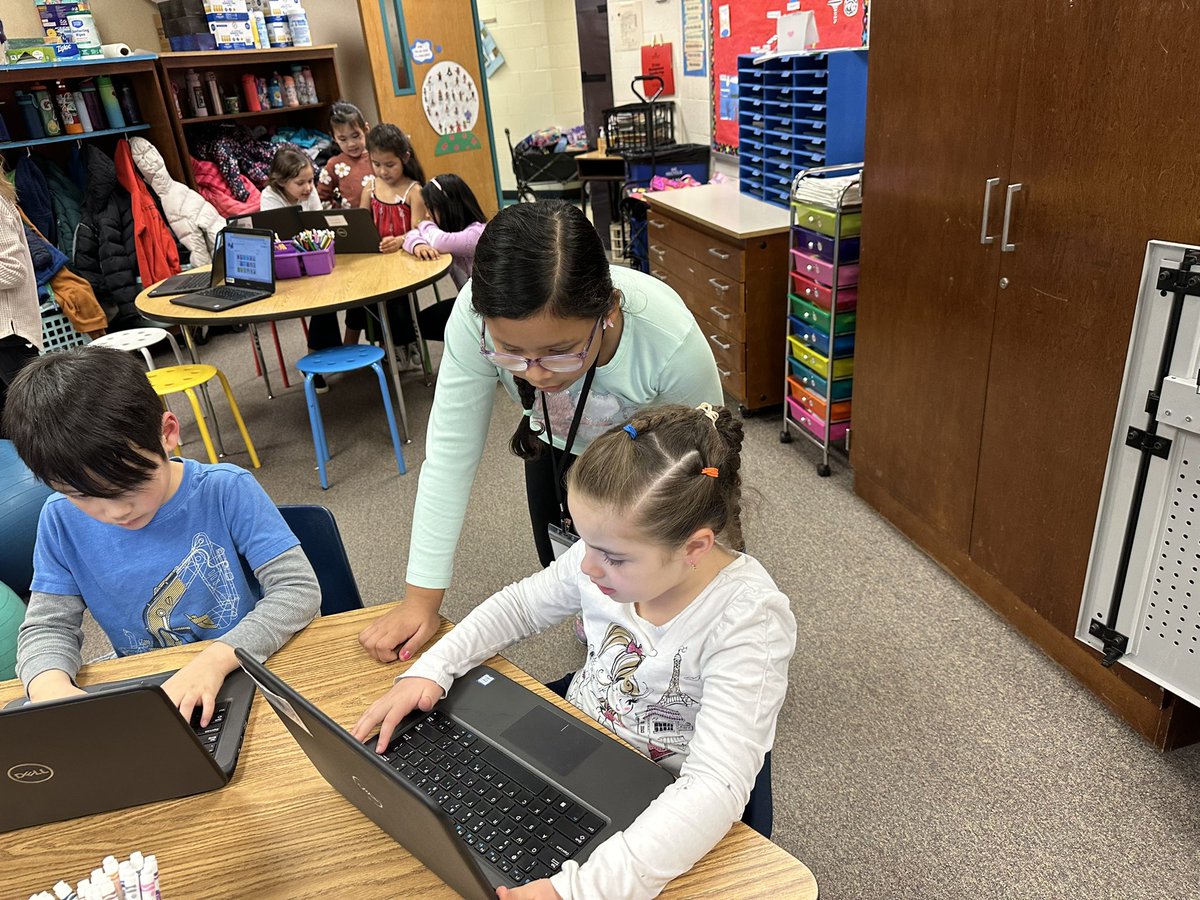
xmin=91 ymin=875 xmax=116 ymax=900
xmin=75 ymin=880 xmax=91 ymax=900
xmin=143 ymin=855 xmax=161 ymax=900
xmin=53 ymin=882 xmax=78 ymax=900
xmin=137 ymin=861 xmax=155 ymax=899
xmin=118 ymin=862 xmax=140 ymax=900
xmin=128 ymin=851 xmax=144 ymax=874
xmin=101 ymin=856 xmax=119 ymax=886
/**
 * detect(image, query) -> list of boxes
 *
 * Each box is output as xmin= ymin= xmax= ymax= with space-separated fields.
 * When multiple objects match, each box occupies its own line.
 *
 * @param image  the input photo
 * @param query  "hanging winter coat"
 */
xmin=74 ymin=145 xmax=139 ymax=323
xmin=18 ymin=210 xmax=108 ymax=335
xmin=39 ymin=159 xmax=85 ymax=259
xmin=13 ymin=156 xmax=55 ymax=247
xmin=192 ymin=158 xmax=260 ymax=217
xmin=22 ymin=221 xmax=68 ymax=301
xmin=114 ymin=138 xmax=180 ymax=287
xmin=129 ymin=136 xmax=223 ymax=266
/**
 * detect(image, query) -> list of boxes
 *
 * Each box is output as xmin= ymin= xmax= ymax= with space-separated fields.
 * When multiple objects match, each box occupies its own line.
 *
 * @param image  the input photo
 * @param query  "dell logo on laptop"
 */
xmin=352 ymin=775 xmax=383 ymax=808
xmin=8 ymin=763 xmax=54 ymax=784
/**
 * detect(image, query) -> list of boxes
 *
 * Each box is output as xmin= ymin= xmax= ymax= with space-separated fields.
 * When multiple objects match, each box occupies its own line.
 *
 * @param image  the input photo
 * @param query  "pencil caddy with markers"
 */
xmin=273 ymin=228 xmax=335 ymax=278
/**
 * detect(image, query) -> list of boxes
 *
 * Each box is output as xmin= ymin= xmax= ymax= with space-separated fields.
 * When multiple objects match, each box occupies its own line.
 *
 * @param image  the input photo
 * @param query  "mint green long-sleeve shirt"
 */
xmin=406 ymin=265 xmax=723 ymax=590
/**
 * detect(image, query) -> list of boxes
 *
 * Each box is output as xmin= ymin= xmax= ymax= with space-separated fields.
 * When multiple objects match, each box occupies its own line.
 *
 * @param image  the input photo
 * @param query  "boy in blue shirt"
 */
xmin=3 ymin=347 xmax=321 ymax=725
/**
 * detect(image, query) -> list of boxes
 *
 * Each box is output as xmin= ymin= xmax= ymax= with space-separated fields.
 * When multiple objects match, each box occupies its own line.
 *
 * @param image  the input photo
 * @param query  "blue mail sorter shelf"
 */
xmin=738 ymin=49 xmax=868 ymax=209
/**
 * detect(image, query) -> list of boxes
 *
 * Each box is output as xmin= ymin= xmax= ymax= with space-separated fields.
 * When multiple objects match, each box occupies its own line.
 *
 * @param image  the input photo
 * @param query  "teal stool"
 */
xmin=294 ymin=345 xmax=406 ymax=489
xmin=0 ymin=581 xmax=24 ymax=681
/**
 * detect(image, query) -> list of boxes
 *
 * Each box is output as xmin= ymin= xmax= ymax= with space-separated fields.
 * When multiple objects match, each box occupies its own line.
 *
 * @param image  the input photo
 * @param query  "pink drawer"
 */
xmin=790 ymin=272 xmax=857 ymax=311
xmin=787 ymin=396 xmax=850 ymax=444
xmin=790 ymin=249 xmax=859 ymax=287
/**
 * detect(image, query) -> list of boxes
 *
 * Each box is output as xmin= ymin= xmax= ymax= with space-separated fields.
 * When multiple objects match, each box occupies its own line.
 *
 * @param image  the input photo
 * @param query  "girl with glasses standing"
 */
xmin=358 ymin=200 xmax=723 ymax=664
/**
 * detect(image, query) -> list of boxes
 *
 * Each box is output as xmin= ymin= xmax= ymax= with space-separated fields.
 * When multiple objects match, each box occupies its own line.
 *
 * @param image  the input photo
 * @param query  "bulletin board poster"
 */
xmin=710 ymin=0 xmax=868 ymax=153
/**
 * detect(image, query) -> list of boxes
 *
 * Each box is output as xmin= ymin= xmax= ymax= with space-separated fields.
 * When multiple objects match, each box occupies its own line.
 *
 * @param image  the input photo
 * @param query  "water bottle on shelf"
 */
xmin=54 ymin=80 xmax=84 ymax=135
xmin=96 ymin=75 xmax=126 ymax=128
xmin=29 ymin=83 xmax=62 ymax=137
xmin=71 ymin=89 xmax=93 ymax=132
xmin=186 ymin=69 xmax=208 ymax=118
xmin=15 ymin=92 xmax=44 ymax=139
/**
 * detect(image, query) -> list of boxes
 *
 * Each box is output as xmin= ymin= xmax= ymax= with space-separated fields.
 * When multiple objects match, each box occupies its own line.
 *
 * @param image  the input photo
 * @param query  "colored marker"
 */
xmin=53 ymin=882 xmax=78 ymax=900
xmin=118 ymin=862 xmax=140 ymax=900
xmin=143 ymin=855 xmax=161 ymax=900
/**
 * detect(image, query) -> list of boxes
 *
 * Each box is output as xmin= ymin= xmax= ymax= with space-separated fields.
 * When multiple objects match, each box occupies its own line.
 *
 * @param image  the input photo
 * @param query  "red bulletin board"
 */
xmin=710 ymin=0 xmax=868 ymax=153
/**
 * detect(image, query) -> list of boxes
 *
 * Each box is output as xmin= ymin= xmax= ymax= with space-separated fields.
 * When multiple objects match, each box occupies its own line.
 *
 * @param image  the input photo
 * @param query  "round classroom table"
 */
xmin=136 ymin=252 xmax=452 ymax=445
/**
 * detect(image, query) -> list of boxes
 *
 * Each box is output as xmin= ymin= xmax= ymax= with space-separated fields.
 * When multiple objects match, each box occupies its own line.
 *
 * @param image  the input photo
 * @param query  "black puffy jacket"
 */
xmin=73 ymin=146 xmax=138 ymax=323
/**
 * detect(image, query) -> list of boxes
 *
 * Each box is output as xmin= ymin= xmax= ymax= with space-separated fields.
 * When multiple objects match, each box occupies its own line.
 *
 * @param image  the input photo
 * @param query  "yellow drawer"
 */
xmin=787 ymin=335 xmax=854 ymax=380
xmin=791 ymin=201 xmax=862 ymax=238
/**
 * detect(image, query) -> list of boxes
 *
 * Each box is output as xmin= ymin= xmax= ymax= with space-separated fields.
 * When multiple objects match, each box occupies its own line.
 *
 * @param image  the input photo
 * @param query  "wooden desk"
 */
xmin=0 ymin=604 xmax=817 ymax=899
xmin=575 ymin=149 xmax=626 ymax=250
xmin=644 ymin=183 xmax=791 ymax=411
xmin=136 ymin=253 xmax=452 ymax=440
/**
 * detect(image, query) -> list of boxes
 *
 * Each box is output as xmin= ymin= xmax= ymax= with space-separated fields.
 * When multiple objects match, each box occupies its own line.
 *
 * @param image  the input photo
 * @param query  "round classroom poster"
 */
xmin=421 ymin=60 xmax=482 ymax=156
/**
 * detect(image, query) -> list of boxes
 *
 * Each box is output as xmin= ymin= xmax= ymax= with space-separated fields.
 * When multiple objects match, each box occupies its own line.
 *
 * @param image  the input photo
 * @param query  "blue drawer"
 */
xmin=789 ymin=315 xmax=856 ymax=357
xmin=788 ymin=357 xmax=853 ymax=401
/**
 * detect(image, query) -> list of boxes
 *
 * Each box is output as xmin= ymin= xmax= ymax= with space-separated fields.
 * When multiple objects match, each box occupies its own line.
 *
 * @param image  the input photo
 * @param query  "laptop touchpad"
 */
xmin=501 ymin=706 xmax=601 ymax=777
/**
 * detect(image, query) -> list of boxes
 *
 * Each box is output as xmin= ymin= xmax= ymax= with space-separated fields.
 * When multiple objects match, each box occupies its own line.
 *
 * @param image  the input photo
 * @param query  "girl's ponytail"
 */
xmin=510 ymin=377 xmax=544 ymax=459
xmin=712 ymin=406 xmax=746 ymax=552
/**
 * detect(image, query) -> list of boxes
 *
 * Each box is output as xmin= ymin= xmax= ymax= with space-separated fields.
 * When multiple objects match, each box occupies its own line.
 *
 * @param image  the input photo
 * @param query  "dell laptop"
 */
xmin=300 ymin=207 xmax=382 ymax=253
xmin=171 ymin=227 xmax=275 ymax=312
xmin=227 ymin=205 xmax=306 ymax=241
xmin=0 ymin=668 xmax=255 ymax=832
xmin=237 ymin=651 xmax=673 ymax=898
xmin=147 ymin=231 xmax=227 ymax=297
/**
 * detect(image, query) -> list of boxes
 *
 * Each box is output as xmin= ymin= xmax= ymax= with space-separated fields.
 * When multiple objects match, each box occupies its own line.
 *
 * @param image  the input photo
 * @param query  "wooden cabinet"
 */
xmin=156 ymin=45 xmax=342 ymax=190
xmin=643 ymin=183 xmax=791 ymax=411
xmin=854 ymin=0 xmax=1200 ymax=747
xmin=0 ymin=55 xmax=183 ymax=182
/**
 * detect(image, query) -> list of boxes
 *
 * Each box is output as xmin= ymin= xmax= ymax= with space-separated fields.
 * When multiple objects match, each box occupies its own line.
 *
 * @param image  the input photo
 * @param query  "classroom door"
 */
xmin=852 ymin=0 xmax=1022 ymax=553
xmin=969 ymin=2 xmax=1200 ymax=634
xmin=356 ymin=0 xmax=501 ymax=216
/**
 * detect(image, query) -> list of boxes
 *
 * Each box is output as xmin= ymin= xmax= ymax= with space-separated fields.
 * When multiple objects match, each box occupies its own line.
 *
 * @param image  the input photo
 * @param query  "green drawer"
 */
xmin=789 ymin=294 xmax=856 ymax=335
xmin=791 ymin=201 xmax=862 ymax=237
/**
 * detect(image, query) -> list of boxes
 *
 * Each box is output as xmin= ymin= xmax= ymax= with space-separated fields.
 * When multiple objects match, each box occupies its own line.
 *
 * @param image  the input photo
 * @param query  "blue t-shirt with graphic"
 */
xmin=31 ymin=459 xmax=298 ymax=657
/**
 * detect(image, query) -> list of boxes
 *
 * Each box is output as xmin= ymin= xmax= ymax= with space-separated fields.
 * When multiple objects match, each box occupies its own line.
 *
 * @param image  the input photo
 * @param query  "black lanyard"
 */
xmin=539 ymin=360 xmax=598 ymax=533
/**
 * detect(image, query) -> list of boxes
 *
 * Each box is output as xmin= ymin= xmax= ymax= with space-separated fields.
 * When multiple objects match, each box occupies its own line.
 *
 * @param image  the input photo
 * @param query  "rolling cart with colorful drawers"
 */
xmin=781 ymin=164 xmax=863 ymax=476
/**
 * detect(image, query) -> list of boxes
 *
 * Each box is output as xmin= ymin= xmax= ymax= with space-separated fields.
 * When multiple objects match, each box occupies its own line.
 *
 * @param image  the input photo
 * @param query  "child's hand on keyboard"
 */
xmin=351 ymin=675 xmax=444 ymax=752
xmin=27 ymin=669 xmax=87 ymax=703
xmin=497 ymin=880 xmax=562 ymax=899
xmin=163 ymin=642 xmax=239 ymax=727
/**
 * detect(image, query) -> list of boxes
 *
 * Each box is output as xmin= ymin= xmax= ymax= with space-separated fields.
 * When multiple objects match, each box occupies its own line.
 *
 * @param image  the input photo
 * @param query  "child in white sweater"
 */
xmin=354 ymin=403 xmax=797 ymax=899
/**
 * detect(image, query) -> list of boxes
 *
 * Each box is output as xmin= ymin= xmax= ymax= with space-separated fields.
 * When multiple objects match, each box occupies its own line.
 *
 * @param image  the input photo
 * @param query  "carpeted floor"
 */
xmin=85 ymin=284 xmax=1200 ymax=900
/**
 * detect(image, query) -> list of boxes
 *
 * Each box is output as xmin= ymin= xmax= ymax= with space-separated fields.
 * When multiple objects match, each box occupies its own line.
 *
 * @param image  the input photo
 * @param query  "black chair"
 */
xmin=278 ymin=504 xmax=363 ymax=616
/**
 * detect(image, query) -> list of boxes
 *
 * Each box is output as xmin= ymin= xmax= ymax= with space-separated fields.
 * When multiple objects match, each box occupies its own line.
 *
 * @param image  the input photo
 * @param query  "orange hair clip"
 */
xmin=701 ymin=467 xmax=719 ymax=478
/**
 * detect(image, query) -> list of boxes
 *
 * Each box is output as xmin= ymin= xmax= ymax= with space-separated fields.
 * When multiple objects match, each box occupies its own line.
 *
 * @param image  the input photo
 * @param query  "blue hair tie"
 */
xmin=623 ymin=424 xmax=638 ymax=439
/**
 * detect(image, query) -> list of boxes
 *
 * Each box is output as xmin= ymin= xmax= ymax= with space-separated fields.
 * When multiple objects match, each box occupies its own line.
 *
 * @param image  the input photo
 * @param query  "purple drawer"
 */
xmin=790 ymin=271 xmax=858 ymax=311
xmin=792 ymin=225 xmax=860 ymax=263
xmin=791 ymin=249 xmax=859 ymax=288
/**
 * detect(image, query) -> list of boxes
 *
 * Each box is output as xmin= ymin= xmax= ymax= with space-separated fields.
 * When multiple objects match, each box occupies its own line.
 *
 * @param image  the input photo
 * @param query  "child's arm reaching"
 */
xmin=16 ymin=590 xmax=88 ymax=701
xmin=405 ymin=219 xmax=485 ymax=259
xmin=402 ymin=226 xmax=440 ymax=260
xmin=351 ymin=541 xmax=589 ymax=750
xmin=550 ymin=590 xmax=796 ymax=900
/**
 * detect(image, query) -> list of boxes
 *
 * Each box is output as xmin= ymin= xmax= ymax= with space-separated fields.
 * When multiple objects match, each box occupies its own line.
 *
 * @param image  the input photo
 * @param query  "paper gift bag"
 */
xmin=640 ymin=40 xmax=675 ymax=96
xmin=777 ymin=11 xmax=820 ymax=52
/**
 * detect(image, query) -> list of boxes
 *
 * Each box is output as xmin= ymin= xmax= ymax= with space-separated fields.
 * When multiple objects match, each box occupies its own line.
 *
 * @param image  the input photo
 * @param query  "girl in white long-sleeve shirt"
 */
xmin=0 ymin=170 xmax=42 ymax=431
xmin=354 ymin=403 xmax=797 ymax=900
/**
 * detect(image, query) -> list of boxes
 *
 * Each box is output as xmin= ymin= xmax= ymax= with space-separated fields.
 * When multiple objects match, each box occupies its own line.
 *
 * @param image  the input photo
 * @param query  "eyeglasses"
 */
xmin=480 ymin=317 xmax=603 ymax=374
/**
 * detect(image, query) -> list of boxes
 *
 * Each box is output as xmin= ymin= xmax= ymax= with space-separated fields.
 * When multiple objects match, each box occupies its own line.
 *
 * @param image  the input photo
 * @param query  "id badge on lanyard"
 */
xmin=540 ymin=361 xmax=597 ymax=562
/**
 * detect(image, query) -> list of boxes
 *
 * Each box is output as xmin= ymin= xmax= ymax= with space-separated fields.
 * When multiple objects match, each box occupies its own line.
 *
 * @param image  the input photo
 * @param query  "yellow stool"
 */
xmin=146 ymin=364 xmax=261 ymax=469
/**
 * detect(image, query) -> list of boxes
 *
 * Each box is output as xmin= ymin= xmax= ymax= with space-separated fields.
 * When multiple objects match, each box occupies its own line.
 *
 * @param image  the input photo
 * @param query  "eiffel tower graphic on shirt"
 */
xmin=635 ymin=648 xmax=697 ymax=762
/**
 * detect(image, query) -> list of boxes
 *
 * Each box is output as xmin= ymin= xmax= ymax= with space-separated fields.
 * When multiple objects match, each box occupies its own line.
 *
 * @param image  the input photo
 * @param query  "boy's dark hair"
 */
xmin=469 ymin=200 xmax=614 ymax=460
xmin=2 ymin=347 xmax=167 ymax=498
xmin=366 ymin=123 xmax=426 ymax=184
xmin=568 ymin=404 xmax=746 ymax=552
xmin=329 ymin=99 xmax=367 ymax=132
xmin=422 ymin=174 xmax=487 ymax=233
xmin=267 ymin=145 xmax=314 ymax=191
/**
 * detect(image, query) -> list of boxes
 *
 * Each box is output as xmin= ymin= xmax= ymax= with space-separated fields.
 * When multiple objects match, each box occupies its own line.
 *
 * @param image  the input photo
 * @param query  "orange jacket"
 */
xmin=18 ymin=209 xmax=108 ymax=337
xmin=114 ymin=138 xmax=180 ymax=287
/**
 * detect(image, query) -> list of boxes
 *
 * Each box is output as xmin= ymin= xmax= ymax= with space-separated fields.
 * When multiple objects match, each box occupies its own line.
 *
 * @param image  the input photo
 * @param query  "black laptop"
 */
xmin=147 ymin=231 xmax=227 ymax=297
xmin=237 ymin=651 xmax=673 ymax=897
xmin=227 ymin=204 xmax=306 ymax=241
xmin=170 ymin=227 xmax=276 ymax=312
xmin=0 ymin=668 xmax=255 ymax=832
xmin=300 ymin=207 xmax=382 ymax=253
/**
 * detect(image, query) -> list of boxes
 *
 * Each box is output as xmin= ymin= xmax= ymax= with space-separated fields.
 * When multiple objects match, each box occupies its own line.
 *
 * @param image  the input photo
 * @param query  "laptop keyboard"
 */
xmin=381 ymin=710 xmax=605 ymax=884
xmin=203 ymin=286 xmax=257 ymax=301
xmin=172 ymin=272 xmax=211 ymax=291
xmin=189 ymin=701 xmax=231 ymax=754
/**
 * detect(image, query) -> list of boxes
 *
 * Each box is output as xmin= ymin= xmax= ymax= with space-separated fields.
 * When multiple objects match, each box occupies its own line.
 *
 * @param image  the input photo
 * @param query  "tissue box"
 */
xmin=209 ymin=16 xmax=257 ymax=48
xmin=274 ymin=246 xmax=336 ymax=279
xmin=204 ymin=0 xmax=248 ymax=12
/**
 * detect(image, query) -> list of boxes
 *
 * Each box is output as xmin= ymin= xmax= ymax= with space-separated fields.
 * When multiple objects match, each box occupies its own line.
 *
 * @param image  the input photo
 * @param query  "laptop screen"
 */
xmin=223 ymin=230 xmax=274 ymax=288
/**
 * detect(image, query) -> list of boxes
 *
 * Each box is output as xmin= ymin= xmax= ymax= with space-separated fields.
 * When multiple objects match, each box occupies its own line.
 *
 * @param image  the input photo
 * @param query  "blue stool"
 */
xmin=295 ymin=345 xmax=406 ymax=489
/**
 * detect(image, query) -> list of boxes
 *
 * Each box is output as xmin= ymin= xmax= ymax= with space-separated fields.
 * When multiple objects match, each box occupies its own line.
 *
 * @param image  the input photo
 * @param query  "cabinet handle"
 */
xmin=1001 ymin=182 xmax=1022 ymax=252
xmin=707 ymin=247 xmax=731 ymax=260
xmin=650 ymin=269 xmax=668 ymax=282
xmin=718 ymin=367 xmax=732 ymax=378
xmin=649 ymin=244 xmax=666 ymax=259
xmin=708 ymin=334 xmax=732 ymax=351
xmin=648 ymin=218 xmax=665 ymax=230
xmin=707 ymin=277 xmax=730 ymax=293
xmin=980 ymin=177 xmax=1000 ymax=245
xmin=709 ymin=305 xmax=732 ymax=321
